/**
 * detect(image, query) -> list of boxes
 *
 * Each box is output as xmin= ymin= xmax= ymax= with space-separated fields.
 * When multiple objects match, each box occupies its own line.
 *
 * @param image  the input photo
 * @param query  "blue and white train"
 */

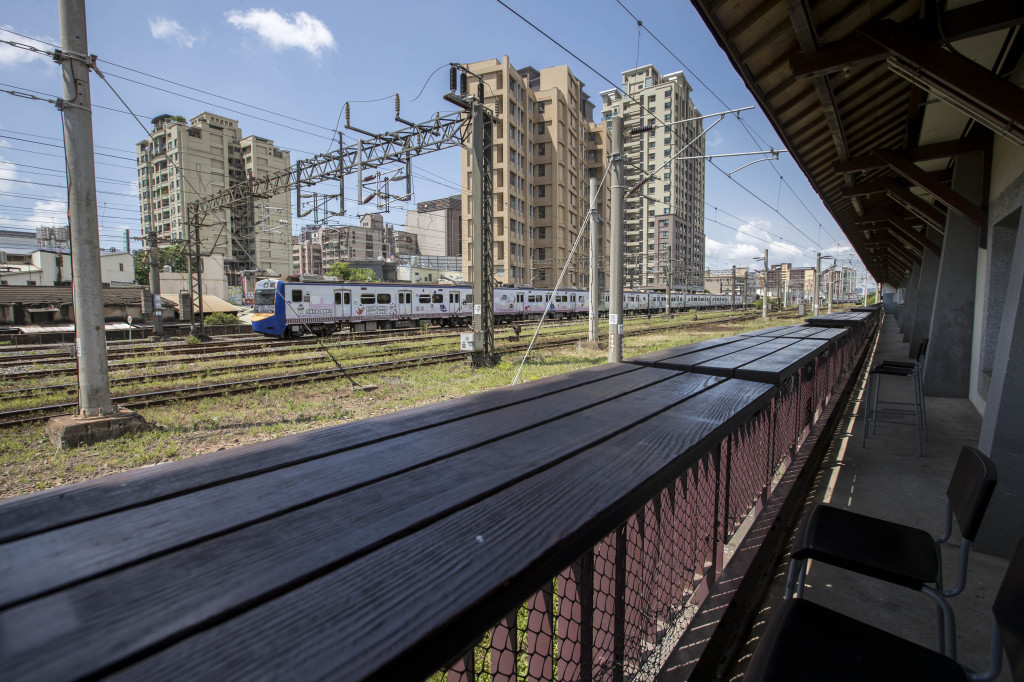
xmin=251 ymin=276 xmax=747 ymax=337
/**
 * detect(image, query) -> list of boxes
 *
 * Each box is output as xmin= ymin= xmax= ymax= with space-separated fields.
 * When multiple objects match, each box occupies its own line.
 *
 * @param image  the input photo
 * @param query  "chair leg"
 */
xmin=862 ymin=374 xmax=873 ymax=447
xmin=922 ymin=585 xmax=957 ymax=659
xmin=913 ymin=373 xmax=924 ymax=457
xmin=917 ymin=370 xmax=928 ymax=441
xmin=871 ymin=373 xmax=881 ymax=435
xmin=785 ymin=558 xmax=806 ymax=599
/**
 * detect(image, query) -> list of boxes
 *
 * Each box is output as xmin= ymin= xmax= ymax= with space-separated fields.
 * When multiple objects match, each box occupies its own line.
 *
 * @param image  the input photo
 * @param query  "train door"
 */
xmin=334 ymin=288 xmax=352 ymax=323
xmin=398 ymin=289 xmax=413 ymax=318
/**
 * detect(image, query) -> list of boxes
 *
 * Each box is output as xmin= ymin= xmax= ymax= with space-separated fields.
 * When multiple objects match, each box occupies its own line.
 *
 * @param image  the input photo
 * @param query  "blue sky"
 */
xmin=0 ymin=1 xmax=865 ymax=276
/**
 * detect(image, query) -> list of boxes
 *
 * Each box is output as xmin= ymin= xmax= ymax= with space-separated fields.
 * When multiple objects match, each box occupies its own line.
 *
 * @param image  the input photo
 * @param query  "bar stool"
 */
xmin=863 ymin=338 xmax=928 ymax=457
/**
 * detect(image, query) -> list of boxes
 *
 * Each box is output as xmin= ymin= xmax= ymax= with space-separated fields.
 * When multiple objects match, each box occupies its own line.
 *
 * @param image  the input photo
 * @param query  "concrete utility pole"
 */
xmin=608 ymin=116 xmax=624 ymax=363
xmin=148 ymin=232 xmax=164 ymax=337
xmin=665 ymin=245 xmax=672 ymax=318
xmin=813 ymin=253 xmax=821 ymax=316
xmin=57 ymin=0 xmax=111 ymax=417
xmin=588 ymin=177 xmax=599 ymax=344
xmin=762 ymin=248 xmax=769 ymax=320
xmin=47 ymin=0 xmax=146 ymax=447
xmin=730 ymin=265 xmax=736 ymax=310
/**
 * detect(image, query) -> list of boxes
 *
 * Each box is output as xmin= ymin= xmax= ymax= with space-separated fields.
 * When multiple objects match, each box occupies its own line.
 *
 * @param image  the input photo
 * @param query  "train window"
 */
xmin=377 ymin=294 xmax=391 ymax=304
xmin=546 ymin=294 xmax=551 ymax=301
xmin=291 ymin=289 xmax=302 ymax=303
xmin=419 ymin=294 xmax=431 ymax=304
xmin=361 ymin=293 xmax=375 ymax=304
xmin=528 ymin=295 xmax=537 ymax=303
xmin=450 ymin=292 xmax=460 ymax=303
xmin=345 ymin=292 xmax=351 ymax=304
xmin=432 ymin=293 xmax=443 ymax=304
xmin=335 ymin=292 xmax=341 ymax=304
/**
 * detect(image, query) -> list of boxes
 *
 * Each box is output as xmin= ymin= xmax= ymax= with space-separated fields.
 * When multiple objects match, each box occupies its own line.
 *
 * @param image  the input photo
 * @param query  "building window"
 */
xmin=538 ymin=206 xmax=546 ymax=218
xmin=538 ymin=164 xmax=546 ymax=177
xmin=537 ymin=143 xmax=546 ymax=156
xmin=536 ymin=122 xmax=545 ymax=135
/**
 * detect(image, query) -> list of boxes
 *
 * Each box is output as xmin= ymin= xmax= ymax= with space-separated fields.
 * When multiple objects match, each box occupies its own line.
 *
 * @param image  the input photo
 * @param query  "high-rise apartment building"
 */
xmin=136 ymin=112 xmax=292 ymax=284
xmin=460 ymin=57 xmax=609 ymax=289
xmin=404 ymin=195 xmax=462 ymax=258
xmin=601 ymin=66 xmax=706 ymax=292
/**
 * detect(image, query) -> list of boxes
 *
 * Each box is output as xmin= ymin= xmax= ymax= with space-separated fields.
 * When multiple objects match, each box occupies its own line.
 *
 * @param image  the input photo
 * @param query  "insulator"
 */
xmin=364 ymin=174 xmax=375 ymax=182
xmin=450 ymin=66 xmax=458 ymax=92
xmin=477 ymin=80 xmax=484 ymax=101
xmin=460 ymin=72 xmax=468 ymax=96
xmin=629 ymin=125 xmax=655 ymax=135
xmin=395 ymin=94 xmax=400 ymax=117
xmin=345 ymin=102 xmax=350 ymax=127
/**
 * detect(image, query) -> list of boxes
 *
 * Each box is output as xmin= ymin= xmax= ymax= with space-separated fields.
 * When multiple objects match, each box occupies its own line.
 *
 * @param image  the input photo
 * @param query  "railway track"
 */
xmin=0 ymin=310 xmax=799 ymax=427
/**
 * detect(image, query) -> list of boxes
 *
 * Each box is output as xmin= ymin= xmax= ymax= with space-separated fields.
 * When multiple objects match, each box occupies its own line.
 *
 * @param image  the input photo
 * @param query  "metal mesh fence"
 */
xmin=435 ymin=324 xmax=872 ymax=682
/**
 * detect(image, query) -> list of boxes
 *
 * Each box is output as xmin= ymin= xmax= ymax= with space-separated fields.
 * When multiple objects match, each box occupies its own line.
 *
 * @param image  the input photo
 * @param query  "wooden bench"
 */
xmin=0 ymin=362 xmax=784 ymax=681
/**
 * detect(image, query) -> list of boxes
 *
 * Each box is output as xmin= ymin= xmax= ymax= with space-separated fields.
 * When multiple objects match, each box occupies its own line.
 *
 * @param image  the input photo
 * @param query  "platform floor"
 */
xmin=727 ymin=314 xmax=1012 ymax=680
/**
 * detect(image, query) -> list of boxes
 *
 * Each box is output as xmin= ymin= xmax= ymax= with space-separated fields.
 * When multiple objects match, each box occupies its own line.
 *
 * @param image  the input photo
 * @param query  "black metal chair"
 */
xmin=863 ymin=337 xmax=928 ymax=456
xmin=786 ymin=445 xmax=997 ymax=658
xmin=746 ymin=537 xmax=1024 ymax=682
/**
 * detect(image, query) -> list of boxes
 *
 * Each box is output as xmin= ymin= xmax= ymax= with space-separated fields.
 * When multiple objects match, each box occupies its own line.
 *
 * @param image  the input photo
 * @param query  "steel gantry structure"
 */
xmin=185 ymin=109 xmax=469 ymax=340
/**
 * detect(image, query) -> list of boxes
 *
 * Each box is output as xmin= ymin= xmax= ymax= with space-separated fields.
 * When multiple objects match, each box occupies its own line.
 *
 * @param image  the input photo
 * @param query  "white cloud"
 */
xmin=148 ymin=17 xmax=199 ymax=48
xmin=225 ymin=9 xmax=335 ymax=57
xmin=0 ymin=26 xmax=55 ymax=68
xmin=707 ymin=130 xmax=725 ymax=148
xmin=31 ymin=199 xmax=68 ymax=228
xmin=0 ymin=155 xmax=17 ymax=193
xmin=706 ymin=219 xmax=812 ymax=267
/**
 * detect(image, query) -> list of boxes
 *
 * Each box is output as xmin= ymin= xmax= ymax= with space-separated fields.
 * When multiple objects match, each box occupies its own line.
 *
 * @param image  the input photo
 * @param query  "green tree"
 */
xmin=133 ymin=244 xmax=191 ymax=284
xmin=325 ymin=261 xmax=379 ymax=282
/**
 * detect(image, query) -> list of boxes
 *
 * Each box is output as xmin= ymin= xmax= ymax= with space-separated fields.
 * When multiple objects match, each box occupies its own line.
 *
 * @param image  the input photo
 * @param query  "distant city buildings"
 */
xmin=403 ymin=195 xmax=462 ymax=258
xmin=459 ymin=57 xmax=610 ymax=289
xmin=291 ymin=213 xmax=413 ymax=276
xmin=135 ymin=112 xmax=293 ymax=285
xmin=602 ymin=65 xmax=706 ymax=292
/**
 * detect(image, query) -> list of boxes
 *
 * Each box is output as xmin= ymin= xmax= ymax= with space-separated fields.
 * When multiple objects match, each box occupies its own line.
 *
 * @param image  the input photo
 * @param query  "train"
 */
xmin=251 ymin=276 xmax=752 ymax=337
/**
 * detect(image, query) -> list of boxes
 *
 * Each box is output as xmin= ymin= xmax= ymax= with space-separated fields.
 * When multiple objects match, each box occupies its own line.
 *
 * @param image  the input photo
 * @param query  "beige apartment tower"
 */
xmin=460 ymin=57 xmax=610 ymax=289
xmin=602 ymin=66 xmax=706 ymax=292
xmin=136 ymin=112 xmax=293 ymax=284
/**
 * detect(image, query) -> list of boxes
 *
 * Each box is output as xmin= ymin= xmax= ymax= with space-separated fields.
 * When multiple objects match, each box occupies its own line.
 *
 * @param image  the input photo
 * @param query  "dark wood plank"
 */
xmin=0 ymin=362 xmax=642 ymax=544
xmin=632 ymin=337 xmax=775 ymax=371
xmin=805 ymin=312 xmax=871 ymax=328
xmin=738 ymin=326 xmax=794 ymax=337
xmin=733 ymin=339 xmax=831 ymax=384
xmin=693 ymin=338 xmax=803 ymax=377
xmin=1 ymin=373 xmax=737 ymax=680
xmin=0 ymin=366 xmax=682 ymax=608
xmin=102 ymin=379 xmax=777 ymax=682
xmin=96 ymin=376 xmax=770 ymax=679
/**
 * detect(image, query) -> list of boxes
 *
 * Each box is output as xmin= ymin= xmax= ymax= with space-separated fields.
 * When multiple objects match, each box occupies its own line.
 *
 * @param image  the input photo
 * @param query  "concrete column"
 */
xmin=924 ymin=151 xmax=983 ymax=396
xmin=908 ymin=230 xmax=941 ymax=356
xmin=976 ymin=209 xmax=1024 ymax=557
xmin=902 ymin=264 xmax=921 ymax=339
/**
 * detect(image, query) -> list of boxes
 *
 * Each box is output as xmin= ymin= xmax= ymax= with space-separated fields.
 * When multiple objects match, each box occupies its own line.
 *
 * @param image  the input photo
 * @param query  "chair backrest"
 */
xmin=945 ymin=445 xmax=998 ymax=541
xmin=993 ymin=538 xmax=1024 ymax=682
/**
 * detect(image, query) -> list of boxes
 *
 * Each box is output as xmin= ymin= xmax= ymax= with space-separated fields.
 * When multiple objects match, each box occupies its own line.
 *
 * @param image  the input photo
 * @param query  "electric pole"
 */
xmin=46 ymin=0 xmax=147 ymax=448
xmin=762 ymin=248 xmax=769 ymax=320
xmin=608 ymin=116 xmax=624 ymax=363
xmin=665 ymin=245 xmax=672 ymax=318
xmin=148 ymin=231 xmax=164 ymax=337
xmin=588 ymin=177 xmax=599 ymax=344
xmin=730 ymin=265 xmax=736 ymax=310
xmin=813 ymin=253 xmax=821 ymax=316
xmin=57 ymin=0 xmax=112 ymax=417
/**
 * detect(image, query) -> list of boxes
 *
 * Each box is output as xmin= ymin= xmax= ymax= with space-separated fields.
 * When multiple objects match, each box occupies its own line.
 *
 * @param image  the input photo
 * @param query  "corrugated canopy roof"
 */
xmin=690 ymin=0 xmax=1024 ymax=283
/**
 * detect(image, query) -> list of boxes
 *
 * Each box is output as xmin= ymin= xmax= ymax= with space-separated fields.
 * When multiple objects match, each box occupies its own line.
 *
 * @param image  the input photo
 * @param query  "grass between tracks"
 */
xmin=0 ymin=311 xmax=802 ymax=500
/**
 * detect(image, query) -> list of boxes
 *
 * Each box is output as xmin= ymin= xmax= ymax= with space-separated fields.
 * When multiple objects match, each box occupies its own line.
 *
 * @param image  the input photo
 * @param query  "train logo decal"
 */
xmin=439 ymin=304 xmax=447 ymax=312
xmin=355 ymin=306 xmax=365 ymax=315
